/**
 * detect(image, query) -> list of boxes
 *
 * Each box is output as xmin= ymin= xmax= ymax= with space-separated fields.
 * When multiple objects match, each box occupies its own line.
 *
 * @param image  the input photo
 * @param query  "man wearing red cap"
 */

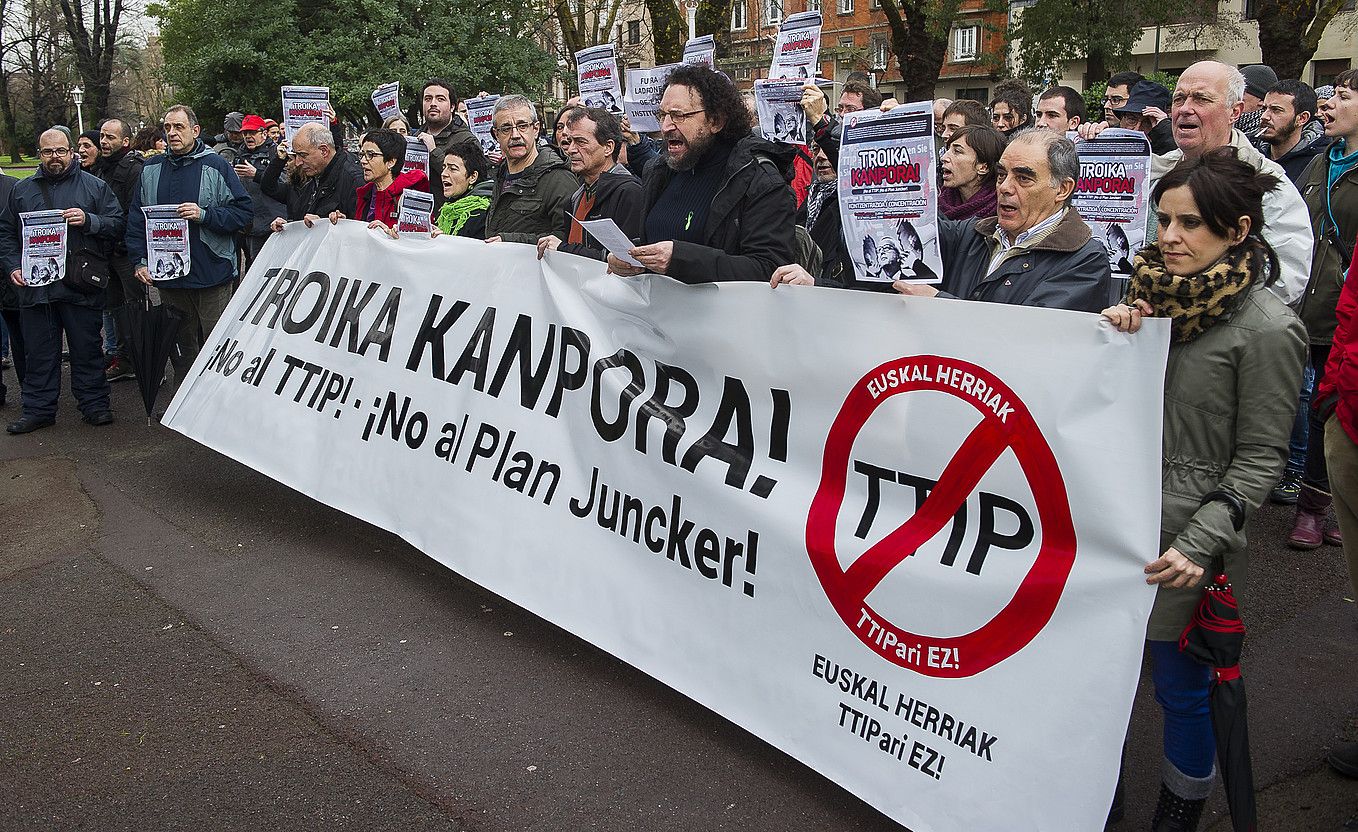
xmin=230 ymin=114 xmax=287 ymax=266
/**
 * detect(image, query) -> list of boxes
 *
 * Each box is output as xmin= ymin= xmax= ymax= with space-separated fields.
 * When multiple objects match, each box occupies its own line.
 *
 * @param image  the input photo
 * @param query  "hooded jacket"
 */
xmin=1295 ymin=139 xmax=1358 ymax=345
xmin=935 ymin=210 xmax=1112 ymax=312
xmin=0 ymin=159 xmax=125 ymax=309
xmin=125 ymin=138 xmax=253 ymax=290
xmin=639 ymin=134 xmax=796 ymax=283
xmin=1256 ymin=118 xmax=1329 ymax=184
xmin=484 ymin=149 xmax=579 ymax=244
xmin=355 ymin=169 xmax=431 ymax=229
xmin=260 ymin=146 xmax=362 ymax=222
xmin=556 ymin=169 xmax=644 ymax=262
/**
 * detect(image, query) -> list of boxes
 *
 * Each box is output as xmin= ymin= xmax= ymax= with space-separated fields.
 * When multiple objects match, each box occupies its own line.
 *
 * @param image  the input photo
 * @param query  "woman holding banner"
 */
xmin=1102 ymin=148 xmax=1305 ymax=829
xmin=432 ymin=144 xmax=493 ymax=239
xmin=329 ymin=128 xmax=430 ymax=232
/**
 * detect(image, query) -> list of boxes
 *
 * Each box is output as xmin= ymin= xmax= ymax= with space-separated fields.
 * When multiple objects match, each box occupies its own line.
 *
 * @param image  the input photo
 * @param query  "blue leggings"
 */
xmin=1148 ymin=640 xmax=1215 ymax=778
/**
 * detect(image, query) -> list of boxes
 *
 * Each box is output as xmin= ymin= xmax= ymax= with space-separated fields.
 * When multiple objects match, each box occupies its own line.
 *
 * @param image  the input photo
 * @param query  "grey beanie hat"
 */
xmin=1241 ymin=65 xmax=1279 ymax=100
xmin=223 ymin=111 xmax=245 ymax=132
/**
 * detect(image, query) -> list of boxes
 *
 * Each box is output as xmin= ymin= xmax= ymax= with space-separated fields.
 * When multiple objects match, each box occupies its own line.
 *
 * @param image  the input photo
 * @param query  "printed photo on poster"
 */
xmin=466 ymin=95 xmax=502 ymax=157
xmin=1072 ymin=128 xmax=1152 ymax=278
xmin=404 ymin=136 xmax=430 ymax=178
xmin=19 ymin=210 xmax=67 ymax=287
xmin=396 ymin=190 xmax=435 ymax=237
xmin=282 ymin=85 xmax=330 ymax=143
xmin=143 ymin=204 xmax=191 ymax=281
xmin=837 ymin=104 xmax=942 ymax=284
xmin=769 ymin=11 xmax=822 ymax=80
xmin=576 ymin=44 xmax=625 ymax=116
xmin=754 ymin=79 xmax=808 ymax=145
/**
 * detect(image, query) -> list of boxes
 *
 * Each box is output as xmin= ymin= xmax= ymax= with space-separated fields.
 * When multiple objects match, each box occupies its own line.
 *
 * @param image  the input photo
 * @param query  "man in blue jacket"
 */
xmin=0 ymin=127 xmax=125 ymax=433
xmin=126 ymin=104 xmax=252 ymax=379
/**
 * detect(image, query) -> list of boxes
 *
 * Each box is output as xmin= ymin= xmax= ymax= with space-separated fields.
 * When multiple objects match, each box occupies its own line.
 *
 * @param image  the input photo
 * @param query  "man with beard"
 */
xmin=230 ymin=114 xmax=289 ymax=266
xmin=0 ymin=128 xmax=124 ymax=433
xmin=537 ymin=107 xmax=643 ymax=263
xmin=482 ymin=95 xmax=578 ymax=244
xmin=95 ymin=117 xmax=144 ymax=382
xmin=418 ymin=79 xmax=482 ymax=212
xmin=1256 ymin=79 xmax=1327 ymax=183
xmin=1236 ymin=64 xmax=1278 ymax=141
xmin=609 ymin=65 xmax=795 ymax=283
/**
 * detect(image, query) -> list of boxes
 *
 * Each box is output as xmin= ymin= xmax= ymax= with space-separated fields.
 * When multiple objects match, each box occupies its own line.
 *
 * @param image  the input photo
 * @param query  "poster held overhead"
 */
xmin=18 ymin=210 xmax=66 ymax=287
xmin=683 ymin=35 xmax=716 ymax=67
xmin=281 ymin=85 xmax=330 ymax=143
xmin=837 ymin=103 xmax=943 ymax=284
xmin=1071 ymin=127 xmax=1152 ymax=293
xmin=755 ymin=79 xmax=808 ymax=145
xmin=769 ymin=11 xmax=822 ymax=80
xmin=465 ymin=95 xmax=502 ymax=157
xmin=576 ymin=44 xmax=625 ymax=116
xmin=372 ymin=82 xmax=401 ymax=122
xmin=624 ymin=66 xmax=679 ymax=133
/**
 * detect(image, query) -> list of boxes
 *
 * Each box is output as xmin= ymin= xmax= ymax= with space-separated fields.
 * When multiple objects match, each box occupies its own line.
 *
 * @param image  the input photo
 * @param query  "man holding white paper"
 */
xmin=538 ymin=108 xmax=643 ymax=263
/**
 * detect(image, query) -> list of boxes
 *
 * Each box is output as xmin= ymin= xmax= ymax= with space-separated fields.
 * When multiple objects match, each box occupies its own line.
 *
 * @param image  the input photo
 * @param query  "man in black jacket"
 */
xmin=0 ymin=128 xmax=125 ymax=433
xmin=262 ymin=121 xmax=361 ymax=232
xmin=609 ymin=65 xmax=796 ymax=283
xmin=230 ymin=114 xmax=288 ymax=264
xmin=419 ymin=79 xmax=483 ymax=213
xmin=537 ymin=107 xmax=643 ymax=263
xmin=0 ymin=171 xmax=18 ymax=408
xmin=96 ymin=117 xmax=144 ymax=382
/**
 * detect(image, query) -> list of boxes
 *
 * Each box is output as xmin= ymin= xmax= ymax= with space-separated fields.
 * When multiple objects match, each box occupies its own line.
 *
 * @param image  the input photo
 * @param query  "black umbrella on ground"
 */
xmin=113 ymin=297 xmax=184 ymax=425
xmin=1178 ymin=570 xmax=1257 ymax=832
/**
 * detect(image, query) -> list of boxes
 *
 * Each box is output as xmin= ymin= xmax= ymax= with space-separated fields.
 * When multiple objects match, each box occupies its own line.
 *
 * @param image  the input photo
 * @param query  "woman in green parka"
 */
xmin=1102 ymin=147 xmax=1306 ymax=831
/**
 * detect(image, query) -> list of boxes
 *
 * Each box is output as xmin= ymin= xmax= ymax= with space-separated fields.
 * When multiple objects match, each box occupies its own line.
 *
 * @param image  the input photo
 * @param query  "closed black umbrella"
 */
xmin=1178 ymin=571 xmax=1257 ymax=832
xmin=113 ymin=298 xmax=184 ymax=425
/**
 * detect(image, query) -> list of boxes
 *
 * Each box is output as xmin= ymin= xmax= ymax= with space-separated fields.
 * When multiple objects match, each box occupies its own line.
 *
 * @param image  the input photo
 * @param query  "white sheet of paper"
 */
xmin=576 ymin=218 xmax=642 ymax=267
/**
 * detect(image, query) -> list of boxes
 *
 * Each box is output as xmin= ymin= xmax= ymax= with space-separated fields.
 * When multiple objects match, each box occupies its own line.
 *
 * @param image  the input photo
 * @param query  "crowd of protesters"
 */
xmin=0 ymin=55 xmax=1356 ymax=831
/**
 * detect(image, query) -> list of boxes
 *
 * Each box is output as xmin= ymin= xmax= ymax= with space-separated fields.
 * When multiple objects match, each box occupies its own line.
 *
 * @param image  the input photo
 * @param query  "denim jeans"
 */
xmin=1286 ymin=363 xmax=1317 ymax=473
xmin=1149 ymin=639 xmax=1215 ymax=778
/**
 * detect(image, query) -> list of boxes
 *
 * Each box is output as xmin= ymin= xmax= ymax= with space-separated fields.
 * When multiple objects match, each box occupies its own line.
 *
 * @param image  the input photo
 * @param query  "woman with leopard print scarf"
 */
xmin=1101 ymin=148 xmax=1307 ymax=831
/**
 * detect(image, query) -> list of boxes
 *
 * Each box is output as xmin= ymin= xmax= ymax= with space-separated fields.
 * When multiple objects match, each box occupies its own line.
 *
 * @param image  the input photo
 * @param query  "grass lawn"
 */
xmin=4 ymin=154 xmax=39 ymax=179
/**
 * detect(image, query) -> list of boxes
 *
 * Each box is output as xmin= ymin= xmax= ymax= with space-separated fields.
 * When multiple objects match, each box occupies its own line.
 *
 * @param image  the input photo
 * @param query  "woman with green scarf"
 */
xmin=1102 ymin=147 xmax=1306 ymax=830
xmin=432 ymin=142 xmax=494 ymax=239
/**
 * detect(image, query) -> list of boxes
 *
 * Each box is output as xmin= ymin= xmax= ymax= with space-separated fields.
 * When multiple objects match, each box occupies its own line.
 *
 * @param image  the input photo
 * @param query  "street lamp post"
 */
xmin=71 ymin=85 xmax=85 ymax=133
xmin=686 ymin=0 xmax=697 ymax=41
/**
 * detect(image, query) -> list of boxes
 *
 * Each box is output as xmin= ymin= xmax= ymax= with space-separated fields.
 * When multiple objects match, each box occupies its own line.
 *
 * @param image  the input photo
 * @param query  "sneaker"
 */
xmin=1270 ymin=470 xmax=1303 ymax=504
xmin=105 ymin=357 xmax=136 ymax=382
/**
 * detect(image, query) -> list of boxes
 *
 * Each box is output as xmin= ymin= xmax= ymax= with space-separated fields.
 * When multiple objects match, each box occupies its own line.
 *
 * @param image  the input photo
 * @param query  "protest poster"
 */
xmin=372 ymin=82 xmax=401 ymax=122
xmin=838 ymin=104 xmax=943 ymax=284
xmin=281 ymin=85 xmax=330 ymax=143
xmin=465 ymin=95 xmax=501 ymax=157
xmin=576 ymin=44 xmax=625 ymax=116
xmin=1072 ymin=128 xmax=1153 ymax=282
xmin=395 ymin=190 xmax=434 ymax=237
xmin=18 ymin=210 xmax=66 ymax=287
xmin=769 ymin=11 xmax=822 ymax=80
xmin=143 ymin=205 xmax=191 ymax=281
xmin=754 ymin=78 xmax=808 ymax=145
xmin=165 ymin=220 xmax=1167 ymax=832
xmin=404 ymin=136 xmax=430 ymax=178
xmin=624 ymin=65 xmax=678 ymax=133
xmin=683 ymin=35 xmax=716 ymax=67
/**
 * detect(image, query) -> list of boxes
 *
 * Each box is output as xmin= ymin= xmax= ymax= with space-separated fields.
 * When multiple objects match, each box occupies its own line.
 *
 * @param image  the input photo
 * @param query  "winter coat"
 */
xmin=639 ymin=135 xmax=797 ymax=283
xmin=354 ymin=170 xmax=431 ymax=229
xmin=935 ymin=210 xmax=1112 ymax=312
xmin=1316 ymin=246 xmax=1358 ymax=445
xmin=624 ymin=135 xmax=660 ymax=180
xmin=556 ymin=170 xmax=645 ymax=262
xmin=1148 ymin=280 xmax=1306 ymax=640
xmin=0 ymin=159 xmax=125 ymax=309
xmin=96 ymin=147 xmax=143 ymax=255
xmin=1256 ymin=120 xmax=1328 ymax=184
xmin=427 ymin=117 xmax=483 ymax=212
xmin=235 ymin=140 xmax=289 ymax=237
xmin=1295 ymin=145 xmax=1358 ymax=345
xmin=0 ymin=174 xmax=15 ymax=311
xmin=260 ymin=148 xmax=362 ymax=222
xmin=436 ymin=179 xmax=495 ymax=238
xmin=484 ymin=150 xmax=579 ymax=244
xmin=125 ymin=139 xmax=252 ymax=290
xmin=1149 ymin=129 xmax=1313 ymax=305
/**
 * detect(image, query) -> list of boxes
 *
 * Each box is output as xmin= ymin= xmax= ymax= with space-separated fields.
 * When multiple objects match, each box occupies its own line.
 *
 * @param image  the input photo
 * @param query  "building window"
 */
xmin=955 ymin=86 xmax=988 ymax=102
xmin=766 ymin=0 xmax=782 ymax=24
xmin=736 ymin=66 xmax=752 ymax=80
xmin=951 ymin=25 xmax=979 ymax=62
xmin=1242 ymin=0 xmax=1258 ymax=18
xmin=627 ymin=20 xmax=641 ymax=44
xmin=838 ymin=0 xmax=853 ymax=12
xmin=1313 ymin=58 xmax=1352 ymax=88
xmin=732 ymin=0 xmax=747 ymax=28
xmin=839 ymin=36 xmax=854 ymax=48
xmin=807 ymin=0 xmax=821 ymax=11
xmin=871 ymin=35 xmax=889 ymax=70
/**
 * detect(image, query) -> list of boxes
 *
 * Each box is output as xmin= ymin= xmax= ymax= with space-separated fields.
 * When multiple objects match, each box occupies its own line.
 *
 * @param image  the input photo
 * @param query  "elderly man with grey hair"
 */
xmin=894 ymin=128 xmax=1112 ymax=311
xmin=261 ymin=120 xmax=361 ymax=229
xmin=483 ymin=94 xmax=578 ymax=244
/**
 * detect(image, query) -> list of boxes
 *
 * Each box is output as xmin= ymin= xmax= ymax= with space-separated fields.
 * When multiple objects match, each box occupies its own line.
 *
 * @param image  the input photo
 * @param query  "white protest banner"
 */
xmin=143 ymin=205 xmax=191 ymax=281
xmin=624 ymin=65 xmax=678 ymax=133
xmin=754 ymin=78 xmax=808 ymax=145
xmin=770 ymin=10 xmax=822 ymax=80
xmin=838 ymin=104 xmax=943 ymax=284
xmin=18 ymin=210 xmax=66 ymax=287
xmin=576 ymin=44 xmax=624 ymax=115
xmin=282 ymin=85 xmax=330 ymax=143
xmin=1073 ymin=128 xmax=1153 ymax=282
xmin=465 ymin=95 xmax=501 ymax=157
xmin=395 ymin=190 xmax=434 ymax=237
xmin=683 ymin=34 xmax=716 ymax=67
xmin=165 ymin=222 xmax=1166 ymax=832
xmin=403 ymin=136 xmax=430 ymax=179
xmin=372 ymin=82 xmax=401 ymax=122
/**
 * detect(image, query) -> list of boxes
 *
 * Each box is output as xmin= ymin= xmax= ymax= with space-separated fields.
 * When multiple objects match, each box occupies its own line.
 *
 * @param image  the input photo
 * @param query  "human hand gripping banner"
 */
xmin=164 ymin=221 xmax=1169 ymax=831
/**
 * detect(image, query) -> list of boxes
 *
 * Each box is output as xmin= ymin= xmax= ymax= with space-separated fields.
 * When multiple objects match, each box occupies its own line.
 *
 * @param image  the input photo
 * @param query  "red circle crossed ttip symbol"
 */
xmin=806 ymin=355 xmax=1076 ymax=679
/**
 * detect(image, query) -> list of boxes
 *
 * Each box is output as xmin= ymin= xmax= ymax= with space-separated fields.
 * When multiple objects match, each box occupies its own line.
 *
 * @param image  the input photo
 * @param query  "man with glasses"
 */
xmin=0 ymin=128 xmax=124 ymax=433
xmin=126 ymin=104 xmax=252 ymax=382
xmin=483 ymin=95 xmax=578 ymax=244
xmin=1102 ymin=71 xmax=1144 ymax=124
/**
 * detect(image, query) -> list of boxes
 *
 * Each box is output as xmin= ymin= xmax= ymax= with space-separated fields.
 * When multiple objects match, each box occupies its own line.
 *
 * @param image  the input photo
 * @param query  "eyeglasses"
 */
xmin=658 ymin=108 xmax=705 ymax=125
xmin=1103 ymin=95 xmax=1129 ymax=105
xmin=358 ymin=151 xmax=386 ymax=161
xmin=38 ymin=148 xmax=71 ymax=157
xmin=493 ymin=120 xmax=539 ymax=137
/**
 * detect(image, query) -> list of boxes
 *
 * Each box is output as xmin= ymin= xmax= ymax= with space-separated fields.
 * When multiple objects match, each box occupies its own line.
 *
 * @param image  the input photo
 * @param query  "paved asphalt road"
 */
xmin=1 ymin=376 xmax=1356 ymax=831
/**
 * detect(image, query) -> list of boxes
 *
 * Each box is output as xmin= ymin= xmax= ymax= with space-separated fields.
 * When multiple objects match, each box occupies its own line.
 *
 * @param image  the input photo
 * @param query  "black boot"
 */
xmin=1150 ymin=781 xmax=1206 ymax=832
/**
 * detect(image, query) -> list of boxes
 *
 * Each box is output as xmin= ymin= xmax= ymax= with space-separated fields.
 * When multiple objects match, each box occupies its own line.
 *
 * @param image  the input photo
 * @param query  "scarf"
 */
xmin=939 ymin=182 xmax=998 ymax=221
xmin=437 ymin=191 xmax=491 ymax=236
xmin=1124 ymin=240 xmax=1265 ymax=343
xmin=1234 ymin=108 xmax=1263 ymax=139
xmin=805 ymin=180 xmax=836 ymax=231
